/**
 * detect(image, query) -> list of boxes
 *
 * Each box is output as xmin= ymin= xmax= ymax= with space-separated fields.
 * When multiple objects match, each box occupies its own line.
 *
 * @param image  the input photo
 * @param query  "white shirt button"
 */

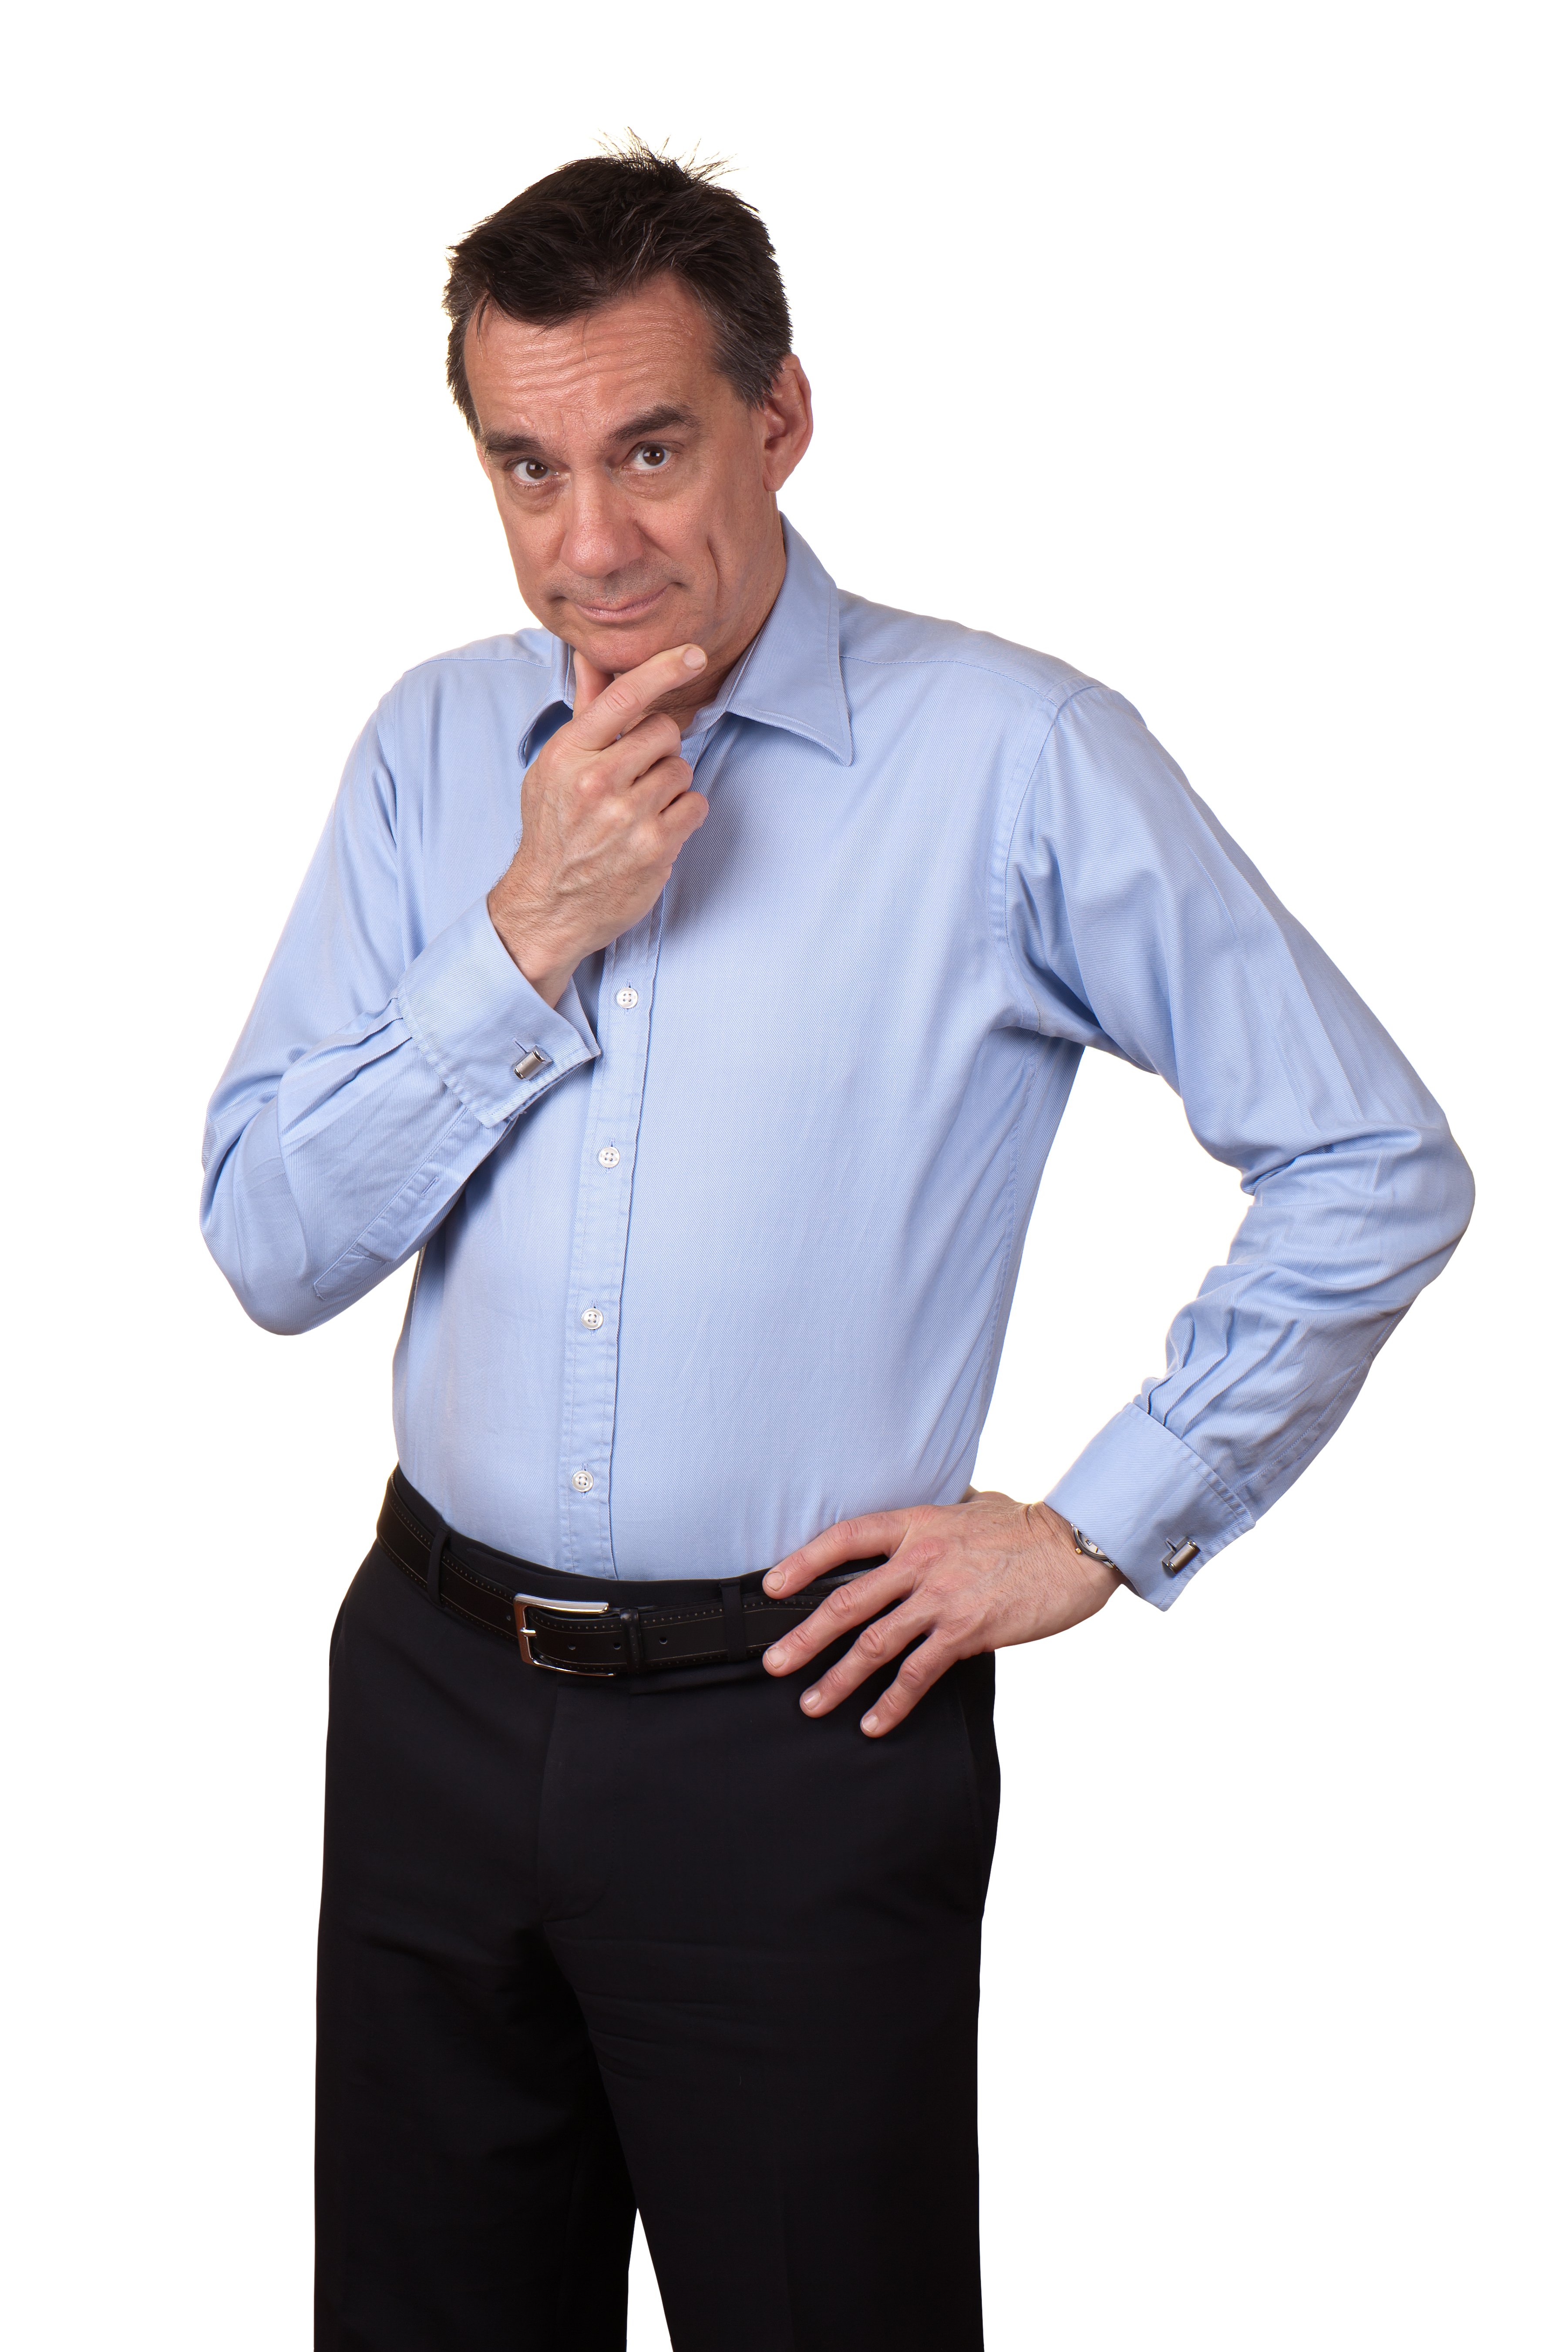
xmin=571 ymin=1469 xmax=595 ymax=1493
xmin=580 ymin=1307 xmax=604 ymax=1329
xmin=616 ymin=986 xmax=639 ymax=1009
xmin=597 ymin=1145 xmax=621 ymax=1168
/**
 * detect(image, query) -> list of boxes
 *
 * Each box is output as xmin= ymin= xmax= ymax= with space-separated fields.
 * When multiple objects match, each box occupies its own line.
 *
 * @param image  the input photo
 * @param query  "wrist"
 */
xmin=1034 ymin=1506 xmax=1123 ymax=1597
xmin=486 ymin=885 xmax=577 ymax=1007
xmin=1023 ymin=1501 xmax=1120 ymax=1630
xmin=1069 ymin=1524 xmax=1123 ymax=1581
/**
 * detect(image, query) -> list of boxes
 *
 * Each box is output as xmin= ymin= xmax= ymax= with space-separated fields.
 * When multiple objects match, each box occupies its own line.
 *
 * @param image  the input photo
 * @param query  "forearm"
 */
xmin=1152 ymin=1118 xmax=1471 ymax=1500
xmin=1047 ymin=1114 xmax=1474 ymax=1599
xmin=203 ymin=1036 xmax=503 ymax=1333
xmin=201 ymin=897 xmax=596 ymax=1333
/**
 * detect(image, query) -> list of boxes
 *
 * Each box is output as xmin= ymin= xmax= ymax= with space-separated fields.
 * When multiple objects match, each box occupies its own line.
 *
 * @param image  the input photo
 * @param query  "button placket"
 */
xmin=555 ymin=908 xmax=663 ymax=1573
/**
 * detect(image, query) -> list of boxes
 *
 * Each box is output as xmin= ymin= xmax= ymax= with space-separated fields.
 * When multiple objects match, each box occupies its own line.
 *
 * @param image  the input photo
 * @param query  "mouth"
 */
xmin=571 ymin=585 xmax=670 ymax=625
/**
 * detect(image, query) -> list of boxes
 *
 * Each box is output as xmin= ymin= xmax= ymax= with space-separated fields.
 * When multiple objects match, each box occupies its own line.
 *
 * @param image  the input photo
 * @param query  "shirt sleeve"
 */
xmin=199 ymin=701 xmax=598 ymax=1335
xmin=1002 ymin=683 xmax=1474 ymax=1605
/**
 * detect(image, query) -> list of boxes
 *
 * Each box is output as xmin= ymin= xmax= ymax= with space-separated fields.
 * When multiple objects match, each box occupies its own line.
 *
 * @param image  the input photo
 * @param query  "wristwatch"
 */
xmin=1070 ymin=1527 xmax=1122 ymax=1575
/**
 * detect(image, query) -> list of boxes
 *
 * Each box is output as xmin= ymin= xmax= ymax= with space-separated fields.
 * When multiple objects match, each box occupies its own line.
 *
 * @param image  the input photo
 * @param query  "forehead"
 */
xmin=464 ymin=276 xmax=726 ymax=439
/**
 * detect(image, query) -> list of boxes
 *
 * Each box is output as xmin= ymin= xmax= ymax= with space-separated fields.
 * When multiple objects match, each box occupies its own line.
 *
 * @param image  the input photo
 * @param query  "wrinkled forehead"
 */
xmin=464 ymin=275 xmax=727 ymax=443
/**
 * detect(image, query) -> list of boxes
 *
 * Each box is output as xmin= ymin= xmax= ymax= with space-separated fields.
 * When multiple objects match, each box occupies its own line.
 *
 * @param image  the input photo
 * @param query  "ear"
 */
xmin=757 ymin=355 xmax=814 ymax=494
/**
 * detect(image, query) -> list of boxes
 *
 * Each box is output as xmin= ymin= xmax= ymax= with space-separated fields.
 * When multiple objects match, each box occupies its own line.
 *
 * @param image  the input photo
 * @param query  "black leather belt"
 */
xmin=374 ymin=1470 xmax=882 ymax=1679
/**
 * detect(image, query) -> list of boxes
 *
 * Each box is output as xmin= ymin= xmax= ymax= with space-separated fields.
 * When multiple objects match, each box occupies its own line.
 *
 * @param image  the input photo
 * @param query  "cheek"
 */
xmin=495 ymin=498 xmax=549 ymax=584
xmin=621 ymin=495 xmax=718 ymax=585
xmin=702 ymin=449 xmax=774 ymax=555
xmin=677 ymin=463 xmax=752 ymax=551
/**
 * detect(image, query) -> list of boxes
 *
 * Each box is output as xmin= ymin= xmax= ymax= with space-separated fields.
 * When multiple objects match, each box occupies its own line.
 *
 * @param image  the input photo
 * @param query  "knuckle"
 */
xmin=826 ymin=1583 xmax=860 ymax=1619
xmin=857 ymin=1617 xmax=890 ymax=1661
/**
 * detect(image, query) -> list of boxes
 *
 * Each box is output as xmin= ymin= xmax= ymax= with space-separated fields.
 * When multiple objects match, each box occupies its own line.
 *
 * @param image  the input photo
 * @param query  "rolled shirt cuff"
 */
xmin=396 ymin=897 xmax=599 ymax=1126
xmin=1044 ymin=1402 xmax=1254 ymax=1608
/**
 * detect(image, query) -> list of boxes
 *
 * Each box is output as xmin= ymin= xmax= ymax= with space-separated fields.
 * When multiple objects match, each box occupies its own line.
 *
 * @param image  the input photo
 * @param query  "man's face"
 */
xmin=465 ymin=275 xmax=812 ymax=684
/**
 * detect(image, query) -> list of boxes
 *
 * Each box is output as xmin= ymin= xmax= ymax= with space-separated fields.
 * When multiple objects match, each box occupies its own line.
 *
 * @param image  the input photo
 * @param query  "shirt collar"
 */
xmin=529 ymin=515 xmax=852 ymax=769
xmin=724 ymin=517 xmax=853 ymax=766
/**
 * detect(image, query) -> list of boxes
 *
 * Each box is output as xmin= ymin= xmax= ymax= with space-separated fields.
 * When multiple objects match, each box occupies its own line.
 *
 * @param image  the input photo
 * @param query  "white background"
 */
xmin=3 ymin=2 xmax=1562 ymax=2345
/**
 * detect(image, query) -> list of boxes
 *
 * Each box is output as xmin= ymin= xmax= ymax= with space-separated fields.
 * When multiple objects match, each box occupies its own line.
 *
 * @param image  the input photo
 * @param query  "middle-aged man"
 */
xmin=202 ymin=145 xmax=1472 ymax=2351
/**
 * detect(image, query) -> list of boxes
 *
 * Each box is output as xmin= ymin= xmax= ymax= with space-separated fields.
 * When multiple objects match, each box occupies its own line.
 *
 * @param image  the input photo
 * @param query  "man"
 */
xmin=202 ymin=144 xmax=1472 ymax=2351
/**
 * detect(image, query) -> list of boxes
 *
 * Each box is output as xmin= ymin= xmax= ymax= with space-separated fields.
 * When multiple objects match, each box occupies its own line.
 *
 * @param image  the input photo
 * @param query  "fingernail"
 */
xmin=861 ymin=1713 xmax=879 ymax=1734
xmin=801 ymin=1689 xmax=821 ymax=1711
xmin=764 ymin=1645 xmax=785 ymax=1669
xmin=764 ymin=1568 xmax=784 ymax=1593
xmin=682 ymin=645 xmax=707 ymax=669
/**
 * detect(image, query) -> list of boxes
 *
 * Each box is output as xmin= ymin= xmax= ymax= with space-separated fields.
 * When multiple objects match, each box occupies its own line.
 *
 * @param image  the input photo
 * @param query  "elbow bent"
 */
xmin=1429 ymin=1126 xmax=1476 ymax=1258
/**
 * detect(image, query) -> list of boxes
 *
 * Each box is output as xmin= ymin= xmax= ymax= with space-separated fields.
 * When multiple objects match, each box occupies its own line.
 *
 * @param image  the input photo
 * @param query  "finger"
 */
xmin=622 ymin=753 xmax=696 ymax=814
xmin=795 ymin=1595 xmax=934 ymax=1716
xmin=762 ymin=1511 xmax=914 ymax=1598
xmin=761 ymin=1559 xmax=911 ymax=1677
xmin=656 ymin=785 xmax=709 ymax=842
xmin=572 ymin=644 xmax=707 ymax=750
xmin=855 ymin=1634 xmax=958 ymax=1739
xmin=574 ymin=712 xmax=685 ymax=793
xmin=629 ymin=784 xmax=707 ymax=870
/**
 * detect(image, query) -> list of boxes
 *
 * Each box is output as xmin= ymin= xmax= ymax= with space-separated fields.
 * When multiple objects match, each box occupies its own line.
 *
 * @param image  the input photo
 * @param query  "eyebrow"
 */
xmin=481 ymin=404 xmax=698 ymax=462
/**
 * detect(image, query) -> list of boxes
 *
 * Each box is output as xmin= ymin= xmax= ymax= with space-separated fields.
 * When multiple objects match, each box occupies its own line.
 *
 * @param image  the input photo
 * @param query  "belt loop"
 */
xmin=720 ymin=1582 xmax=746 ymax=1665
xmin=619 ymin=1607 xmax=646 ymax=1673
xmin=427 ymin=1517 xmax=449 ymax=1609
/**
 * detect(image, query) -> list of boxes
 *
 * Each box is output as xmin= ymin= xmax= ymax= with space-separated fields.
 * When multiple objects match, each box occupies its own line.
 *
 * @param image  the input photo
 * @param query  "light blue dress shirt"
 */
xmin=202 ymin=521 xmax=1471 ymax=1604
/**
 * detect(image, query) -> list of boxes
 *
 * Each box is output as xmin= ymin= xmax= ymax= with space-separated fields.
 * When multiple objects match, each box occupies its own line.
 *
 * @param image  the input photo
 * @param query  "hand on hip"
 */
xmin=761 ymin=1492 xmax=1120 ymax=1737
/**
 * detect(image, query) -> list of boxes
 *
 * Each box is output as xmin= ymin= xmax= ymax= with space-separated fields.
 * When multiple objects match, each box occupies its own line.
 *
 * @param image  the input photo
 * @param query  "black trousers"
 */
xmin=316 ymin=1524 xmax=1001 ymax=2351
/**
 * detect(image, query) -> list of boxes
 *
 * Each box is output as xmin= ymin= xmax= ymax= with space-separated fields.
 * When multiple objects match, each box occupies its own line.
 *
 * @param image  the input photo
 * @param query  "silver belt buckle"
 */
xmin=513 ymin=1591 xmax=612 ymax=1674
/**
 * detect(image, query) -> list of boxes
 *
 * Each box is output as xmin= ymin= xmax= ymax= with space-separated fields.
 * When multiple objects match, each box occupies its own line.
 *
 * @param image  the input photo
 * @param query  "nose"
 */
xmin=558 ymin=470 xmax=646 ymax=585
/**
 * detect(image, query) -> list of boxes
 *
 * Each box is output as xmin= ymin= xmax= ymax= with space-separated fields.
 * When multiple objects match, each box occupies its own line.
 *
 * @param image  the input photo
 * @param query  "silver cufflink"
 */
xmin=1161 ymin=1537 xmax=1200 ymax=1576
xmin=512 ymin=1049 xmax=550 ymax=1082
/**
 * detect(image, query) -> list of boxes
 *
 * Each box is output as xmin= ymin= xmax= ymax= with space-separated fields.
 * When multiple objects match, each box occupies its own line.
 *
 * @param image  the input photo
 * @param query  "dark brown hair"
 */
xmin=443 ymin=139 xmax=793 ymax=434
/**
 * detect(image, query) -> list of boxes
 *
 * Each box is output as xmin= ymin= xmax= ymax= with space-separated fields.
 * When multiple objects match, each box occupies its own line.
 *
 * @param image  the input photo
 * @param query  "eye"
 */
xmin=510 ymin=459 xmax=552 ymax=485
xmin=629 ymin=444 xmax=670 ymax=471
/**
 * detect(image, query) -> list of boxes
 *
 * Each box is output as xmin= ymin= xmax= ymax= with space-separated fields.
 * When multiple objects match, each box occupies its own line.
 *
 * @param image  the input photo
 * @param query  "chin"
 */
xmin=577 ymin=618 xmax=698 ymax=676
